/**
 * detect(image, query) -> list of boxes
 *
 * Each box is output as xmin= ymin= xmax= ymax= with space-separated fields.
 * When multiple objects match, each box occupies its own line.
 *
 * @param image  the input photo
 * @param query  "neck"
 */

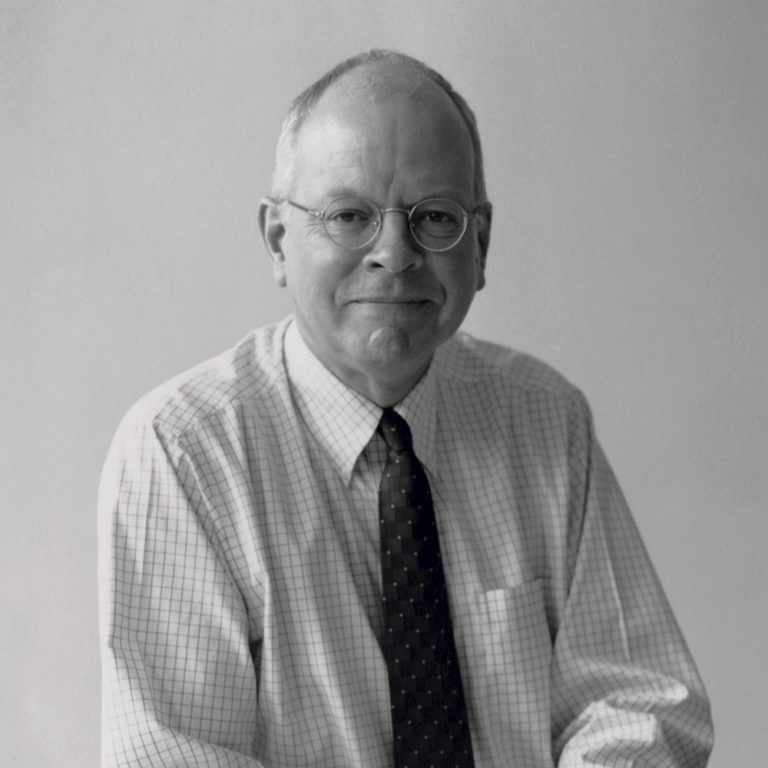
xmin=334 ymin=362 xmax=430 ymax=408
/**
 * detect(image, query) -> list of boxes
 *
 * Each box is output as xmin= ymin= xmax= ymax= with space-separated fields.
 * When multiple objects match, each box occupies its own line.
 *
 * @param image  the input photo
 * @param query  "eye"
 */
xmin=323 ymin=197 xmax=378 ymax=229
xmin=422 ymin=209 xmax=459 ymax=226
xmin=412 ymin=201 xmax=464 ymax=235
xmin=327 ymin=208 xmax=372 ymax=225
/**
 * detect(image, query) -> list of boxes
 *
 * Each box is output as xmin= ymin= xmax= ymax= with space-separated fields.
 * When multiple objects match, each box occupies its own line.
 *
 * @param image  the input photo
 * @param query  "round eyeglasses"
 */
xmin=279 ymin=196 xmax=482 ymax=253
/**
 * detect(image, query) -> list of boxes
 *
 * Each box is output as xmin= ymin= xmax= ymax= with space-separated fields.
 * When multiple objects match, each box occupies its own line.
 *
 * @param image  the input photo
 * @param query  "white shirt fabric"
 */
xmin=98 ymin=317 xmax=713 ymax=767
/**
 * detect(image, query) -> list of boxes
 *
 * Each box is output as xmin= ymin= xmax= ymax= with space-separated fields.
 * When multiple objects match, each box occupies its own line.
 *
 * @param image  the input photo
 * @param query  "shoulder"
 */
xmin=436 ymin=330 xmax=588 ymax=410
xmin=117 ymin=319 xmax=290 ymax=444
xmin=434 ymin=331 xmax=595 ymax=468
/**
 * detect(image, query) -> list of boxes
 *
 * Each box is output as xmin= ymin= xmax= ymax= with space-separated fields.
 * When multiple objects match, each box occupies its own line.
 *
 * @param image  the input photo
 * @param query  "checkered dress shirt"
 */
xmin=98 ymin=317 xmax=713 ymax=767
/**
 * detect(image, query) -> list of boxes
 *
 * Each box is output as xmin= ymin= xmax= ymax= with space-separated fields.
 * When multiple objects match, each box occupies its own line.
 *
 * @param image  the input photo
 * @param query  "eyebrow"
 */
xmin=317 ymin=186 xmax=362 ymax=202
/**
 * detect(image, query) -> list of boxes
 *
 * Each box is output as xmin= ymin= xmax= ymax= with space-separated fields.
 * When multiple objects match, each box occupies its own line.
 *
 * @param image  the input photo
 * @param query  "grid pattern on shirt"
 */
xmin=98 ymin=317 xmax=713 ymax=767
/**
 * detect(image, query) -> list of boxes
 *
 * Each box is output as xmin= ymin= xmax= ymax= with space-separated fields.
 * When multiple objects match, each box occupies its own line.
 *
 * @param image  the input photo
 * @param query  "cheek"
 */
xmin=282 ymin=234 xmax=330 ymax=295
xmin=441 ymin=255 xmax=482 ymax=307
xmin=285 ymin=253 xmax=347 ymax=317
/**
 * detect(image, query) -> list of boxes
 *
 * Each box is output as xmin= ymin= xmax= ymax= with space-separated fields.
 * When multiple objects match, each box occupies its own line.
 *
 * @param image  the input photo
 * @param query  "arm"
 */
xmin=98 ymin=415 xmax=264 ymax=767
xmin=550 ymin=415 xmax=714 ymax=766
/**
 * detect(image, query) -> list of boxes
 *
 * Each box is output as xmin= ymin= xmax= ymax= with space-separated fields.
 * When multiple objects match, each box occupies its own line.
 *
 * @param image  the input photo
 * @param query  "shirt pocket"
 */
xmin=457 ymin=579 xmax=554 ymax=766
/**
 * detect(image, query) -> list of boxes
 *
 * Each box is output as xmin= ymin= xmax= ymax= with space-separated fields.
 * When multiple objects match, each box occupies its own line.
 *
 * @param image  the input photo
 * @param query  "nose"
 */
xmin=362 ymin=209 xmax=424 ymax=273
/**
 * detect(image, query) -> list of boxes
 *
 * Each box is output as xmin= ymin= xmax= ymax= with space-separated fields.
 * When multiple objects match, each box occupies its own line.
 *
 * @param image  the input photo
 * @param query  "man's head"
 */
xmin=259 ymin=50 xmax=492 ymax=406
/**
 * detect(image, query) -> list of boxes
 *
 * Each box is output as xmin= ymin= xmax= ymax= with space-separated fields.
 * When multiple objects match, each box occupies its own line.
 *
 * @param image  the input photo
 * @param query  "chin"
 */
xmin=357 ymin=325 xmax=438 ymax=368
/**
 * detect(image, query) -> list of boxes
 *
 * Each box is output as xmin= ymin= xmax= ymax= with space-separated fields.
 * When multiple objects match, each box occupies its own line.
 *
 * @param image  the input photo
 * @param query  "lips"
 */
xmin=348 ymin=288 xmax=439 ymax=304
xmin=345 ymin=281 xmax=442 ymax=306
xmin=352 ymin=297 xmax=431 ymax=303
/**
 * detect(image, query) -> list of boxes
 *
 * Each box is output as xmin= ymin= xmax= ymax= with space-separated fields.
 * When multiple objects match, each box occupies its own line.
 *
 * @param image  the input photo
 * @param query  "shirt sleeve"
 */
xmin=550 ymin=406 xmax=714 ymax=767
xmin=98 ymin=413 xmax=264 ymax=767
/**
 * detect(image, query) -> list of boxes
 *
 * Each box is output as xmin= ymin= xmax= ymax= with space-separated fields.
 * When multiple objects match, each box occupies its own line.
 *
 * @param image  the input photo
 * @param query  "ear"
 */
xmin=258 ymin=197 xmax=288 ymax=287
xmin=474 ymin=202 xmax=492 ymax=291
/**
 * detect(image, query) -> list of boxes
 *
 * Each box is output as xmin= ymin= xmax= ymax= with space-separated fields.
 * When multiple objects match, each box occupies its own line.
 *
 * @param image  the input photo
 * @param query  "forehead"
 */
xmin=290 ymin=64 xmax=475 ymax=202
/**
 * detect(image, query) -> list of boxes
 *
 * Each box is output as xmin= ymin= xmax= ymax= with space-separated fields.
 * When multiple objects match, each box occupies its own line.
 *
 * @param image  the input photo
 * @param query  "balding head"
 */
xmin=270 ymin=50 xmax=488 ymax=204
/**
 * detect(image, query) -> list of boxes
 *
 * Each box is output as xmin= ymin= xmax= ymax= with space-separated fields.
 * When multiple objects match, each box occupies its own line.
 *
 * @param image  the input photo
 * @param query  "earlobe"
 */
xmin=258 ymin=197 xmax=288 ymax=287
xmin=475 ymin=204 xmax=492 ymax=291
xmin=476 ymin=259 xmax=487 ymax=291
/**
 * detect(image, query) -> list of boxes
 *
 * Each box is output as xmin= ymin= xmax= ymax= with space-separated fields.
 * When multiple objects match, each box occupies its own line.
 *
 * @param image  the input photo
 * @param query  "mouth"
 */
xmin=349 ymin=299 xmax=434 ymax=314
xmin=355 ymin=299 xmax=427 ymax=304
xmin=350 ymin=296 xmax=434 ymax=305
xmin=346 ymin=282 xmax=442 ymax=309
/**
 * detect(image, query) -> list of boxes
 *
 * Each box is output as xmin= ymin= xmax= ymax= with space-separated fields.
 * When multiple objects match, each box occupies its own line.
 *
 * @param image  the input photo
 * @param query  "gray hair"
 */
xmin=270 ymin=49 xmax=488 ymax=204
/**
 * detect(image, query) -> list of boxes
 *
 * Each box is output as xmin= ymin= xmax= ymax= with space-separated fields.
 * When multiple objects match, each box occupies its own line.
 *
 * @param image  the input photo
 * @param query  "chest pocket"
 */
xmin=455 ymin=579 xmax=555 ymax=767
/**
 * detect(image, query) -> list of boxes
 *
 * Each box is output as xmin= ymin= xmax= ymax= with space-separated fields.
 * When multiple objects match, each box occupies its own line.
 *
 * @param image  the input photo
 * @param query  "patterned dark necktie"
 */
xmin=378 ymin=408 xmax=475 ymax=768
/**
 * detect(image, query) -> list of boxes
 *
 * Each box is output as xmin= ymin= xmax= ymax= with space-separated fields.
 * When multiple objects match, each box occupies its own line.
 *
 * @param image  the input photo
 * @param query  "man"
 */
xmin=99 ymin=50 xmax=713 ymax=767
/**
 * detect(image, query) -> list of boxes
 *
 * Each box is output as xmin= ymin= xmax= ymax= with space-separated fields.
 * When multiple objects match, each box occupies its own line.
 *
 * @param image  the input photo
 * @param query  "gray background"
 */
xmin=2 ymin=2 xmax=766 ymax=765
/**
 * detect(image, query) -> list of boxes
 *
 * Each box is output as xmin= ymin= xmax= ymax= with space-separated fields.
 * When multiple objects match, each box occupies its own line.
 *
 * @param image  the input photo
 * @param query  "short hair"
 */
xmin=270 ymin=49 xmax=488 ymax=204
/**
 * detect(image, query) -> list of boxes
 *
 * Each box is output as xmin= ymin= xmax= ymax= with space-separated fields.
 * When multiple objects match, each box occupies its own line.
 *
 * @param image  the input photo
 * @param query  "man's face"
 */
xmin=264 ymin=70 xmax=488 ymax=402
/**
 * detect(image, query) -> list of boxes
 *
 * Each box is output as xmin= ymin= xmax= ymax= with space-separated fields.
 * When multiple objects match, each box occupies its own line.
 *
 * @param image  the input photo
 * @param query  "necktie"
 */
xmin=378 ymin=408 xmax=475 ymax=768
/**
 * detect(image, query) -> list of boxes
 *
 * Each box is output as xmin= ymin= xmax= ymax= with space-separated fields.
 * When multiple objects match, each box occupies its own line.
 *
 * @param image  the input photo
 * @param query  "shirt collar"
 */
xmin=284 ymin=320 xmax=439 ymax=484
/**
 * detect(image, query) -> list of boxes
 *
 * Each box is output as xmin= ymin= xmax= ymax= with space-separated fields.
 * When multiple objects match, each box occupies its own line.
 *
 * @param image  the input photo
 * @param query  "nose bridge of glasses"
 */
xmin=377 ymin=206 xmax=413 ymax=234
xmin=378 ymin=203 xmax=421 ymax=245
xmin=373 ymin=205 xmax=416 ymax=242
xmin=379 ymin=206 xmax=412 ymax=218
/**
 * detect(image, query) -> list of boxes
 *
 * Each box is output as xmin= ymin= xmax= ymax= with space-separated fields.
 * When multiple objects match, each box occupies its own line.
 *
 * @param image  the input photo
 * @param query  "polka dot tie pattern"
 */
xmin=378 ymin=408 xmax=475 ymax=768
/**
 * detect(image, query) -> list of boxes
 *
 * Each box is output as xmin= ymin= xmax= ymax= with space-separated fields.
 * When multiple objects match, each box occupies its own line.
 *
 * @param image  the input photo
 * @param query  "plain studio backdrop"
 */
xmin=2 ymin=2 xmax=766 ymax=765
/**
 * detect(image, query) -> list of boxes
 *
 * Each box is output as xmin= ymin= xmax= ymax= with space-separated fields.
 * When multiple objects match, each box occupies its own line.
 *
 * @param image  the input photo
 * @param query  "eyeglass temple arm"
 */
xmin=267 ymin=197 xmax=323 ymax=218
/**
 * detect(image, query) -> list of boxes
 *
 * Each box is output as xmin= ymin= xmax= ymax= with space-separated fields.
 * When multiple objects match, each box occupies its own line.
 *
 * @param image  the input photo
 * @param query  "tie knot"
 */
xmin=378 ymin=408 xmax=413 ymax=452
